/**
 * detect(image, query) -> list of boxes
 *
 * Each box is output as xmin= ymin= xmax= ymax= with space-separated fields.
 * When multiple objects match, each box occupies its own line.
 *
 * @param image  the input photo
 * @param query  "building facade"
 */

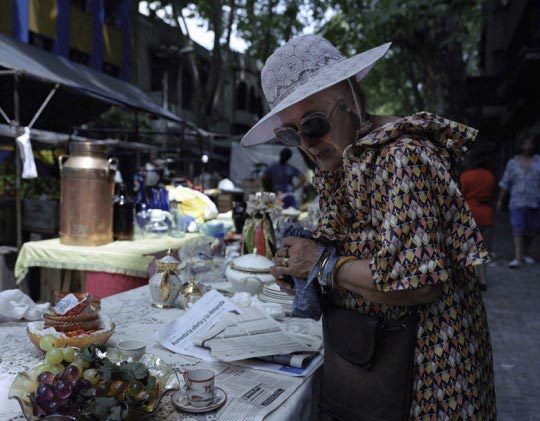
xmin=467 ymin=0 xmax=540 ymax=174
xmin=136 ymin=13 xmax=265 ymax=135
xmin=0 ymin=0 xmax=266 ymax=136
xmin=0 ymin=0 xmax=136 ymax=81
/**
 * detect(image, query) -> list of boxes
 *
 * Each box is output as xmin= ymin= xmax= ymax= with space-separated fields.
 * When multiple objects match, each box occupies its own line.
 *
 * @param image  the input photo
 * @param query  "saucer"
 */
xmin=172 ymin=387 xmax=227 ymax=413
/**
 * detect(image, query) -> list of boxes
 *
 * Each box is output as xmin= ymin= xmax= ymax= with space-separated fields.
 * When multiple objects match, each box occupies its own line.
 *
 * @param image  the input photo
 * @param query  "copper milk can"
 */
xmin=59 ymin=141 xmax=117 ymax=246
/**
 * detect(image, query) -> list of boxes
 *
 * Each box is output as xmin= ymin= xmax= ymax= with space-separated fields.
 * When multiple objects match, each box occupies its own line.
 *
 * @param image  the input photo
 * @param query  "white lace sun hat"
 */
xmin=241 ymin=35 xmax=391 ymax=147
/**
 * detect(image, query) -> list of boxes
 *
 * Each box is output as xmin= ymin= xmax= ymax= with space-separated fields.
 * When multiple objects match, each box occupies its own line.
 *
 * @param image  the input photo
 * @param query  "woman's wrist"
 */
xmin=332 ymin=256 xmax=357 ymax=288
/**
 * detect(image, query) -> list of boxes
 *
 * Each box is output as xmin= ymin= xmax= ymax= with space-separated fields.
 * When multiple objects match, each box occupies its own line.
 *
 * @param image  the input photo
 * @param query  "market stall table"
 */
xmin=0 ymin=286 xmax=320 ymax=420
xmin=15 ymin=234 xmax=204 ymax=300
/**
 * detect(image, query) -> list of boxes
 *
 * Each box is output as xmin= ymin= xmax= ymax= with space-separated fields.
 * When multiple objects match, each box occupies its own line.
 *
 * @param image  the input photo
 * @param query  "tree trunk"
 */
xmin=205 ymin=0 xmax=224 ymax=119
xmin=171 ymin=4 xmax=207 ymax=129
xmin=405 ymin=61 xmax=425 ymax=111
xmin=261 ymin=0 xmax=277 ymax=60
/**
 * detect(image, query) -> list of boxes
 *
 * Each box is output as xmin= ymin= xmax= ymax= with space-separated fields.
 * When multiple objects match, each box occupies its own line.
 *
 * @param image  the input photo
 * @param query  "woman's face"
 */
xmin=521 ymin=139 xmax=535 ymax=156
xmin=277 ymin=84 xmax=356 ymax=171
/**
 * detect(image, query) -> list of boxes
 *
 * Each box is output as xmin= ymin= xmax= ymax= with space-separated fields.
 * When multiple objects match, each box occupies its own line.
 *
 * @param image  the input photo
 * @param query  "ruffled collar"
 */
xmin=345 ymin=111 xmax=478 ymax=162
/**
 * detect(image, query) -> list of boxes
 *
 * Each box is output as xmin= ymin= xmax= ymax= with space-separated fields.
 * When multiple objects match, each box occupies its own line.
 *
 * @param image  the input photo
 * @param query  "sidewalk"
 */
xmin=483 ymin=212 xmax=540 ymax=419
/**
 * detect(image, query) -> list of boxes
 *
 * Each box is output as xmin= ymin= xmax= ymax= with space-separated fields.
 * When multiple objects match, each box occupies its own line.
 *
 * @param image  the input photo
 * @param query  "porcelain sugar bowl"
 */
xmin=225 ymin=253 xmax=276 ymax=294
xmin=149 ymin=251 xmax=187 ymax=308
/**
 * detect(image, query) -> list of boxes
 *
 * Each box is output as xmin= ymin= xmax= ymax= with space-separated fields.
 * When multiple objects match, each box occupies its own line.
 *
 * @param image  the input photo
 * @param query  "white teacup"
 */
xmin=117 ymin=340 xmax=146 ymax=361
xmin=183 ymin=369 xmax=215 ymax=407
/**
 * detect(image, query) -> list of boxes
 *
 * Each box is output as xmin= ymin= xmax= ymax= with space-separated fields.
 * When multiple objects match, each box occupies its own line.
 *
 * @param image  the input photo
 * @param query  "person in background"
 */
xmin=497 ymin=135 xmax=540 ymax=268
xmin=461 ymin=149 xmax=496 ymax=290
xmin=262 ymin=148 xmax=306 ymax=208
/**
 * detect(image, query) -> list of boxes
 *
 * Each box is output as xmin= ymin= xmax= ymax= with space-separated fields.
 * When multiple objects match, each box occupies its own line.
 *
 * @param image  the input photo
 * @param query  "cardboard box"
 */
xmin=217 ymin=192 xmax=233 ymax=213
xmin=241 ymin=179 xmax=263 ymax=201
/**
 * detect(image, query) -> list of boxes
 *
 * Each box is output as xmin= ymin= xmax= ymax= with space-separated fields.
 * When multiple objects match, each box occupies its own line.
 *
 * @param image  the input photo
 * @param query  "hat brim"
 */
xmin=241 ymin=42 xmax=391 ymax=147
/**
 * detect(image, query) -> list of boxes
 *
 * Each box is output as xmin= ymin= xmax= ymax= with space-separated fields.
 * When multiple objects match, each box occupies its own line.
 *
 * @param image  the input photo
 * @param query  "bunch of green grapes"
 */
xmin=25 ymin=335 xmax=92 ymax=416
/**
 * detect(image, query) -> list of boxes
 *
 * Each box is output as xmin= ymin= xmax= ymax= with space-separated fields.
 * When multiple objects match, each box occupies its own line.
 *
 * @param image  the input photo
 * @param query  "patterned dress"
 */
xmin=313 ymin=112 xmax=496 ymax=420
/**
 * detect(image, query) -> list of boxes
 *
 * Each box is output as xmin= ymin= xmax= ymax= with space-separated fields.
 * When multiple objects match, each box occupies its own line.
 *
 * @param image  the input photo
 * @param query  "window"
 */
xmin=236 ymin=81 xmax=247 ymax=110
xmin=103 ymin=62 xmax=120 ymax=77
xmin=257 ymin=95 xmax=264 ymax=118
xmin=196 ymin=58 xmax=209 ymax=85
xmin=104 ymin=1 xmax=122 ymax=26
xmin=182 ymin=67 xmax=193 ymax=109
xmin=71 ymin=0 xmax=90 ymax=12
xmin=248 ymin=86 xmax=257 ymax=113
xmin=29 ymin=32 xmax=54 ymax=52
xmin=168 ymin=66 xmax=178 ymax=106
xmin=69 ymin=48 xmax=90 ymax=65
xmin=150 ymin=59 xmax=164 ymax=91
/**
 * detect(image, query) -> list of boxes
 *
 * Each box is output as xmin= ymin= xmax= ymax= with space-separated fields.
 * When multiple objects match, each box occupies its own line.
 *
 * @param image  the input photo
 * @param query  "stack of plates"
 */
xmin=259 ymin=283 xmax=294 ymax=313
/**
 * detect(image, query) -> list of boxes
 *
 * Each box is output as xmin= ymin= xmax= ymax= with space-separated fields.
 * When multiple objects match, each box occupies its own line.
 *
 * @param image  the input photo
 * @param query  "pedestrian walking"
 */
xmin=461 ymin=149 xmax=496 ymax=290
xmin=242 ymin=35 xmax=495 ymax=419
xmin=262 ymin=148 xmax=306 ymax=208
xmin=497 ymin=135 xmax=540 ymax=268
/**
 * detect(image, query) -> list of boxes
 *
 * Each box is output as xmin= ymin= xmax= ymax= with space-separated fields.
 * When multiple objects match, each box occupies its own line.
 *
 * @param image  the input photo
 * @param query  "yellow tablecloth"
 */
xmin=15 ymin=234 xmax=204 ymax=282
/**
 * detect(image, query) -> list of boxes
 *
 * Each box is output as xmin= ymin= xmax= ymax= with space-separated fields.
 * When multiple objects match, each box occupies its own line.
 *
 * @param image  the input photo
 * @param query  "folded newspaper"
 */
xmin=158 ymin=290 xmax=323 ymax=366
xmin=194 ymin=306 xmax=322 ymax=362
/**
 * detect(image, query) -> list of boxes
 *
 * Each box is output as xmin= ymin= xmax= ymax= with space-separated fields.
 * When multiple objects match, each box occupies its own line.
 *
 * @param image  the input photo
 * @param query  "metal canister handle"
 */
xmin=108 ymin=157 xmax=119 ymax=174
xmin=58 ymin=155 xmax=68 ymax=171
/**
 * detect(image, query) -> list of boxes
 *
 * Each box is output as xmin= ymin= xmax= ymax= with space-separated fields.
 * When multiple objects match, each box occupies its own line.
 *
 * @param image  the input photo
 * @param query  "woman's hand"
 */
xmin=270 ymin=237 xmax=319 ymax=279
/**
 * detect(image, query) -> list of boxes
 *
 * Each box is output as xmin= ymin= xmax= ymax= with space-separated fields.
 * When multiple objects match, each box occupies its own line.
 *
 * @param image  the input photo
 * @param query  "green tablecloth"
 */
xmin=15 ymin=234 xmax=204 ymax=282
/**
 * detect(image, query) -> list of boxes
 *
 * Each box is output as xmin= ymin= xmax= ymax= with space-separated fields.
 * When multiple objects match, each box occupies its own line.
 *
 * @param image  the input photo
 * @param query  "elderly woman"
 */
xmin=241 ymin=35 xmax=495 ymax=419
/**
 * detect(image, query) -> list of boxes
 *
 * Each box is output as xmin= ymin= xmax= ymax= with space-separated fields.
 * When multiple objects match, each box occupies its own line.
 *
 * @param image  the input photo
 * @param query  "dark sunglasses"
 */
xmin=273 ymin=99 xmax=358 ymax=147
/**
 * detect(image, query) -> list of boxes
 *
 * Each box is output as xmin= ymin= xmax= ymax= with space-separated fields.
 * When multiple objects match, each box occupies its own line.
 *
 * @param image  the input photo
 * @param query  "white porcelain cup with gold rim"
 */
xmin=183 ymin=368 xmax=215 ymax=407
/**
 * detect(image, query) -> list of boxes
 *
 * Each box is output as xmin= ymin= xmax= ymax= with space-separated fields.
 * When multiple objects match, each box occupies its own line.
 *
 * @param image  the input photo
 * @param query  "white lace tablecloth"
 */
xmin=0 ymin=286 xmax=319 ymax=420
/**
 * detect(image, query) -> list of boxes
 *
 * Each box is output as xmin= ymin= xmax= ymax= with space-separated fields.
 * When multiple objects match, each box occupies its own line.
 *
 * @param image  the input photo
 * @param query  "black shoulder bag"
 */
xmin=319 ymin=296 xmax=419 ymax=421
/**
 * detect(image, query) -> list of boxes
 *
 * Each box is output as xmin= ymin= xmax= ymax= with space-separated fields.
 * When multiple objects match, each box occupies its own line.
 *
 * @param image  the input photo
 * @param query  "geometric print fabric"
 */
xmin=312 ymin=112 xmax=496 ymax=419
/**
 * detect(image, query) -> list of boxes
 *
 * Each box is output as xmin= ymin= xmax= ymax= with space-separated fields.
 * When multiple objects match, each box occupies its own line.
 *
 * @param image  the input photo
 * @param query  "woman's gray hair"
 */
xmin=347 ymin=77 xmax=369 ymax=121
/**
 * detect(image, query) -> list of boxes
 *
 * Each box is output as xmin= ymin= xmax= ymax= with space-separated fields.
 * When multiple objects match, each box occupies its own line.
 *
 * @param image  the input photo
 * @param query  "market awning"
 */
xmin=0 ymin=123 xmax=161 ymax=151
xmin=0 ymin=33 xmax=181 ymax=123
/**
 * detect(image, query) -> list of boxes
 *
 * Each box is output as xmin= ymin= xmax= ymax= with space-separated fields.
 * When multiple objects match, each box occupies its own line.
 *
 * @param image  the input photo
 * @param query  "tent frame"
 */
xmin=2 ymin=71 xmax=58 ymax=249
xmin=0 ymin=70 xmax=192 ymax=250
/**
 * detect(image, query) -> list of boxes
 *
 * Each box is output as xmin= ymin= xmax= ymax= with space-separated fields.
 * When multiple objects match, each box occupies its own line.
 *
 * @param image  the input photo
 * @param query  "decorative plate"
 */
xmin=171 ymin=387 xmax=227 ymax=414
xmin=8 ymin=351 xmax=180 ymax=420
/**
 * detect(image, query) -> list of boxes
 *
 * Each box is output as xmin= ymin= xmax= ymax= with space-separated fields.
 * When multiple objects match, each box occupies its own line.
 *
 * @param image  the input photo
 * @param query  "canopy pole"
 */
xmin=28 ymin=84 xmax=59 ymax=129
xmin=0 ymin=104 xmax=10 ymax=124
xmin=0 ymin=70 xmax=16 ymax=76
xmin=14 ymin=73 xmax=22 ymax=250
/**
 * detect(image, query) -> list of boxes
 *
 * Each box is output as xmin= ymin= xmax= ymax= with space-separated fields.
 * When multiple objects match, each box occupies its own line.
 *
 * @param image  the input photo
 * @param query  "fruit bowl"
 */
xmin=26 ymin=316 xmax=115 ymax=350
xmin=8 ymin=348 xmax=180 ymax=420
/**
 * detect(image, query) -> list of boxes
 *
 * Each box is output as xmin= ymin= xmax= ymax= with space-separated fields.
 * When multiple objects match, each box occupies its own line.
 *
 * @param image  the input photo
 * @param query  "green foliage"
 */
xmin=0 ymin=174 xmax=15 ymax=197
xmin=235 ymin=0 xmax=308 ymax=62
xmin=315 ymin=0 xmax=483 ymax=118
xmin=0 ymin=175 xmax=60 ymax=200
xmin=86 ymin=106 xmax=152 ymax=131
xmin=139 ymin=0 xmax=483 ymax=120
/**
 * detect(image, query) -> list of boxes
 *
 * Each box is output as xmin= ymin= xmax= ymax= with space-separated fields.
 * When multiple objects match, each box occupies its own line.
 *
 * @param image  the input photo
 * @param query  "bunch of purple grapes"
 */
xmin=32 ymin=365 xmax=92 ymax=416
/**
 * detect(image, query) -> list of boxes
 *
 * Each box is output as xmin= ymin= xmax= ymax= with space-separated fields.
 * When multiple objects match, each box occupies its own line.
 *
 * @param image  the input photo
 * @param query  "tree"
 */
xmin=143 ymin=0 xmax=312 ymax=128
xmin=314 ymin=0 xmax=483 ymax=120
xmin=144 ymin=0 xmax=236 ymax=130
xmin=235 ymin=0 xmax=307 ymax=63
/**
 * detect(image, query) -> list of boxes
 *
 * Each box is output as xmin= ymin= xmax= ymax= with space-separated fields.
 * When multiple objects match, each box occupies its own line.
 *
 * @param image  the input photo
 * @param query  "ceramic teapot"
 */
xmin=225 ymin=254 xmax=276 ymax=294
xmin=149 ymin=251 xmax=186 ymax=308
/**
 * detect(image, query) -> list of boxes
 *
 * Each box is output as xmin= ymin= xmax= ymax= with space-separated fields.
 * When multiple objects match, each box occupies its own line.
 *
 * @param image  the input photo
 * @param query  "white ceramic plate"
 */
xmin=263 ymin=291 xmax=292 ymax=299
xmin=259 ymin=294 xmax=293 ymax=303
xmin=172 ymin=387 xmax=227 ymax=414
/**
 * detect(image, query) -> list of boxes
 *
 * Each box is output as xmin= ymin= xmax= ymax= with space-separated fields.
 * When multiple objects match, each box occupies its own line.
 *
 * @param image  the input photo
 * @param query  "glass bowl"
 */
xmin=9 ymin=351 xmax=180 ymax=420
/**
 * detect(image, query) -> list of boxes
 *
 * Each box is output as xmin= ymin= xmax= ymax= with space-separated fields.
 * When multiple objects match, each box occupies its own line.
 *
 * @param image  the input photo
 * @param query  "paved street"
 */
xmin=483 ymin=212 xmax=540 ymax=420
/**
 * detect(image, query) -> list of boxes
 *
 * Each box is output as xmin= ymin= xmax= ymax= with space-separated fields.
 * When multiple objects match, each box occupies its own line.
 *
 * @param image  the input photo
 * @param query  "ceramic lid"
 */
xmin=156 ymin=251 xmax=182 ymax=271
xmin=230 ymin=254 xmax=274 ymax=273
xmin=159 ymin=254 xmax=180 ymax=264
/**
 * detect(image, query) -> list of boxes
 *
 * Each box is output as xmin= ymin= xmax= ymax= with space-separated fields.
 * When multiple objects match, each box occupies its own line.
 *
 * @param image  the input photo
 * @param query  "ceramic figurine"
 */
xmin=149 ymin=251 xmax=186 ymax=308
xmin=241 ymin=192 xmax=281 ymax=259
